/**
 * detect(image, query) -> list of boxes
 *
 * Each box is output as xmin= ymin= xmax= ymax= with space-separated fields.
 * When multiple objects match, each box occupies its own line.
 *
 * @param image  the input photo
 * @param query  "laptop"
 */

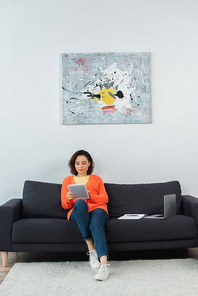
xmin=144 ymin=194 xmax=176 ymax=219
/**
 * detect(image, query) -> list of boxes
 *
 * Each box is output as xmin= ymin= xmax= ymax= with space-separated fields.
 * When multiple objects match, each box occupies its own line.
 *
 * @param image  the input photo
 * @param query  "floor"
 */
xmin=1 ymin=248 xmax=198 ymax=285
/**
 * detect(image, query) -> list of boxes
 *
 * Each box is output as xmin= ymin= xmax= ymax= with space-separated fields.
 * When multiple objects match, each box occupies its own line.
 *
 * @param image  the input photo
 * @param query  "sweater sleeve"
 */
xmin=89 ymin=176 xmax=108 ymax=204
xmin=61 ymin=177 xmax=75 ymax=210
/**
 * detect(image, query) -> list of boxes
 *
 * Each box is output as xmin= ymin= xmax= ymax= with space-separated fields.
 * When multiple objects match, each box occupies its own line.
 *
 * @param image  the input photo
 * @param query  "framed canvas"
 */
xmin=61 ymin=52 xmax=151 ymax=125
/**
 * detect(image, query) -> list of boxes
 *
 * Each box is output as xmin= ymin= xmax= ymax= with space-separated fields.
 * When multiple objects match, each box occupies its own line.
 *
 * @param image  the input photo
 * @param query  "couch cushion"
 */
xmin=21 ymin=180 xmax=67 ymax=219
xmin=105 ymin=215 xmax=197 ymax=243
xmin=105 ymin=181 xmax=182 ymax=218
xmin=12 ymin=218 xmax=83 ymax=243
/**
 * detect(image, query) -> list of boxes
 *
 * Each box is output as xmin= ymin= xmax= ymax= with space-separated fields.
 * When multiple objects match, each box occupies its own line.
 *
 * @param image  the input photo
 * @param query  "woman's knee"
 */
xmin=73 ymin=199 xmax=88 ymax=212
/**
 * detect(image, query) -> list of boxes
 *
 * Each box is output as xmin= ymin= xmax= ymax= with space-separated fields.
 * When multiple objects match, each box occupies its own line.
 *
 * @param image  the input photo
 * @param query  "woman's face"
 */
xmin=75 ymin=155 xmax=91 ymax=176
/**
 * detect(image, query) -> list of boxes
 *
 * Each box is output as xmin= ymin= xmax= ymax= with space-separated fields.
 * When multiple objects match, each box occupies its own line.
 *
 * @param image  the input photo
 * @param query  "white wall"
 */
xmin=1 ymin=0 xmax=198 ymax=204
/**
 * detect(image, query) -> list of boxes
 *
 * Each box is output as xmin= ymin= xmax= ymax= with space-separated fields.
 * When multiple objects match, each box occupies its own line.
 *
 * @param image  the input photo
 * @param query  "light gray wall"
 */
xmin=1 ymin=0 xmax=198 ymax=203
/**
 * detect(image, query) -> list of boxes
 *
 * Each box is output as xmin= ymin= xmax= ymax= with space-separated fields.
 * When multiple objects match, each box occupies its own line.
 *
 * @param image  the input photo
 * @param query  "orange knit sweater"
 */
xmin=61 ymin=174 xmax=109 ymax=220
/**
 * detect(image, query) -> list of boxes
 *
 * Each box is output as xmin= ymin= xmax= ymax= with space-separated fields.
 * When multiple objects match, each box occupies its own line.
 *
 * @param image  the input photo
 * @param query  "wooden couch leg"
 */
xmin=2 ymin=252 xmax=8 ymax=267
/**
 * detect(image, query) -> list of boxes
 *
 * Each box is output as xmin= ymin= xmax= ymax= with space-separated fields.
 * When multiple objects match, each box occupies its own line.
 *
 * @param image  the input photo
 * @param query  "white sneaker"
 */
xmin=95 ymin=264 xmax=110 ymax=281
xmin=86 ymin=249 xmax=100 ymax=269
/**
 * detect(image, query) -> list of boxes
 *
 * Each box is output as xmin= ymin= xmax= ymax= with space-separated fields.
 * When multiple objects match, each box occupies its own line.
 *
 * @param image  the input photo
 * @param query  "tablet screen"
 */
xmin=68 ymin=184 xmax=89 ymax=199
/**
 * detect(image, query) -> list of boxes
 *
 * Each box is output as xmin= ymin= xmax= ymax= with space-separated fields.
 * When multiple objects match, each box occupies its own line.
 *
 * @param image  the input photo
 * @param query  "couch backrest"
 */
xmin=21 ymin=180 xmax=183 ymax=219
xmin=21 ymin=180 xmax=67 ymax=219
xmin=105 ymin=181 xmax=183 ymax=218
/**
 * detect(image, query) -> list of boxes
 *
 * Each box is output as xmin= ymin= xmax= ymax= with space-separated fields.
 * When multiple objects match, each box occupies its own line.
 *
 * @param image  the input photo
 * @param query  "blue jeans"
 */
xmin=70 ymin=199 xmax=109 ymax=259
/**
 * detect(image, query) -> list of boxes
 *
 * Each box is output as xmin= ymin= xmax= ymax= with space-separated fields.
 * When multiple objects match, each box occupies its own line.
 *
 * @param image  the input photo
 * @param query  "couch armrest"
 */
xmin=182 ymin=195 xmax=198 ymax=234
xmin=0 ymin=199 xmax=22 ymax=251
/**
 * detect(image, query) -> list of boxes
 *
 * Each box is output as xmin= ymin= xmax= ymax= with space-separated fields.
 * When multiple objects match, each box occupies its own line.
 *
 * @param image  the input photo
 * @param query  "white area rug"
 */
xmin=0 ymin=259 xmax=198 ymax=296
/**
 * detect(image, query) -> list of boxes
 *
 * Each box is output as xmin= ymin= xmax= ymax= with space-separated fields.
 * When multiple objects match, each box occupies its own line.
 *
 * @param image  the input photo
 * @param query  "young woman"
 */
xmin=61 ymin=150 xmax=110 ymax=281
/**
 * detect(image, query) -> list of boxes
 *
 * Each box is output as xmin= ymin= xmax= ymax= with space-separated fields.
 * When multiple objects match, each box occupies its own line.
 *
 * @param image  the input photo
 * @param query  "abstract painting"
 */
xmin=61 ymin=52 xmax=151 ymax=125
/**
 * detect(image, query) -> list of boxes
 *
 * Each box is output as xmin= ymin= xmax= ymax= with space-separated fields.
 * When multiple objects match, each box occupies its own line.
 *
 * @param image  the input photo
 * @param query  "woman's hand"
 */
xmin=67 ymin=192 xmax=76 ymax=200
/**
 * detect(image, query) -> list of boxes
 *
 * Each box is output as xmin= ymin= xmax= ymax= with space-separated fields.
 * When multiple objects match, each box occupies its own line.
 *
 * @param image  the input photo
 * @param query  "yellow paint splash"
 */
xmin=93 ymin=97 xmax=99 ymax=103
xmin=98 ymin=87 xmax=116 ymax=105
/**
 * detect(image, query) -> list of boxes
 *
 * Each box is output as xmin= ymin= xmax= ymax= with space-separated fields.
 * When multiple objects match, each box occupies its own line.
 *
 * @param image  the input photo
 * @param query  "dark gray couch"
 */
xmin=1 ymin=180 xmax=198 ymax=266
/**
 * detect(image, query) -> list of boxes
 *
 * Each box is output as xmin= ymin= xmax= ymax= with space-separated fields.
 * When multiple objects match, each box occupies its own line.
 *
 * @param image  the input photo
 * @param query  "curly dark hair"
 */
xmin=68 ymin=150 xmax=95 ymax=176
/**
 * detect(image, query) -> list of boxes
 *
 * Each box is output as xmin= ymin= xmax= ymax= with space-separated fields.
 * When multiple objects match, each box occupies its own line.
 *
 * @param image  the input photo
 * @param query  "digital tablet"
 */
xmin=68 ymin=184 xmax=89 ymax=199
